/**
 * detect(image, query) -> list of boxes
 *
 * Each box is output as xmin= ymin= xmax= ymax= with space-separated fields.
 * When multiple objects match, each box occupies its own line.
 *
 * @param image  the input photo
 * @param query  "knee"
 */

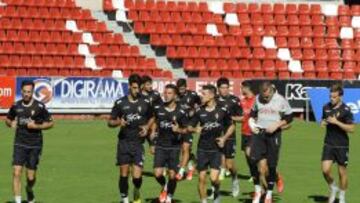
xmin=13 ymin=169 xmax=22 ymax=179
xmin=322 ymin=167 xmax=331 ymax=176
xmin=259 ymin=165 xmax=267 ymax=175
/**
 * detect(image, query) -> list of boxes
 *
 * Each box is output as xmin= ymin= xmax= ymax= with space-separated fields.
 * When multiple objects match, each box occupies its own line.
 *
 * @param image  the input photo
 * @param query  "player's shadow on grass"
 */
xmin=308 ymin=195 xmax=339 ymax=203
xmin=144 ymin=197 xmax=182 ymax=203
xmin=237 ymin=173 xmax=251 ymax=180
xmin=6 ymin=201 xmax=43 ymax=203
xmin=238 ymin=192 xmax=281 ymax=203
xmin=143 ymin=171 xmax=155 ymax=177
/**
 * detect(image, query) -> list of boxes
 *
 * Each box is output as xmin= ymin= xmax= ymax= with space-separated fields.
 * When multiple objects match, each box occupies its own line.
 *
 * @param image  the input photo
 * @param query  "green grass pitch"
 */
xmin=0 ymin=120 xmax=359 ymax=203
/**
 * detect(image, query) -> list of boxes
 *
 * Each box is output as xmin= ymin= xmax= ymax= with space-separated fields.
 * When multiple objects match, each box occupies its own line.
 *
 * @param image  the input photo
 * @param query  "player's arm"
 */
xmin=216 ymin=111 xmax=235 ymax=147
xmin=5 ymin=105 xmax=17 ymax=128
xmin=326 ymin=108 xmax=355 ymax=133
xmin=173 ymin=111 xmax=189 ymax=134
xmin=187 ymin=110 xmax=201 ymax=134
xmin=266 ymin=98 xmax=293 ymax=134
xmin=28 ymin=120 xmax=54 ymax=130
xmin=231 ymin=97 xmax=244 ymax=122
xmin=108 ymin=101 xmax=126 ymax=128
xmin=27 ymin=106 xmax=54 ymax=130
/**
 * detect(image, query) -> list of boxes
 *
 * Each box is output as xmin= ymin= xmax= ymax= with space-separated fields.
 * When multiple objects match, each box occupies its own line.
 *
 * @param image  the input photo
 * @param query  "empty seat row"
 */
xmin=0 ymin=55 xmax=85 ymax=67
xmin=183 ymin=58 xmax=360 ymax=72
xmin=0 ymin=31 xmax=82 ymax=43
xmin=0 ymin=43 xmax=80 ymax=55
xmin=3 ymin=0 xmax=77 ymax=8
xmin=89 ymin=45 xmax=140 ymax=56
xmin=96 ymin=57 xmax=158 ymax=70
xmin=129 ymin=10 xmax=352 ymax=27
xmin=195 ymin=70 xmax=356 ymax=80
xmin=0 ymin=6 xmax=92 ymax=20
xmin=0 ymin=68 xmax=112 ymax=77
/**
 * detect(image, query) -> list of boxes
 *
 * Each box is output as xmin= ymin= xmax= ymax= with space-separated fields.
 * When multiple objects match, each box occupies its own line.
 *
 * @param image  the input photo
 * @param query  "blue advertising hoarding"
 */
xmin=16 ymin=77 xmax=129 ymax=109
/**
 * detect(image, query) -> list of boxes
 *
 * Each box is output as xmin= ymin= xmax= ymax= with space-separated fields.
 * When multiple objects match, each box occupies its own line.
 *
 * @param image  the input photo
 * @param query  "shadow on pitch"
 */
xmin=308 ymin=195 xmax=339 ymax=203
xmin=238 ymin=192 xmax=281 ymax=203
xmin=6 ymin=201 xmax=43 ymax=203
xmin=144 ymin=197 xmax=182 ymax=203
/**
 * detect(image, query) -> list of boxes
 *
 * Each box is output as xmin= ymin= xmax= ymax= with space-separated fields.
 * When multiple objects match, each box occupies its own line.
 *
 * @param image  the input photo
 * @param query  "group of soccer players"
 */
xmin=5 ymin=75 xmax=355 ymax=203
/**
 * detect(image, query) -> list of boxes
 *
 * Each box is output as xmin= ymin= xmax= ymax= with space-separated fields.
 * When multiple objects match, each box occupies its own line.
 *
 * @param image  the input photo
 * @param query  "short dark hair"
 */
xmin=21 ymin=80 xmax=35 ymax=89
xmin=216 ymin=77 xmax=230 ymax=88
xmin=242 ymin=80 xmax=254 ymax=92
xmin=165 ymin=84 xmax=179 ymax=95
xmin=176 ymin=78 xmax=187 ymax=88
xmin=202 ymin=84 xmax=217 ymax=95
xmin=330 ymin=83 xmax=344 ymax=96
xmin=141 ymin=75 xmax=152 ymax=84
xmin=128 ymin=74 xmax=142 ymax=86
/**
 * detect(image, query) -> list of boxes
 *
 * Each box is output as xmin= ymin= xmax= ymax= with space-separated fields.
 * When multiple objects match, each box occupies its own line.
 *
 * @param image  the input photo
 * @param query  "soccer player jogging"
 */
xmin=151 ymin=84 xmax=188 ymax=203
xmin=188 ymin=85 xmax=235 ymax=203
xmin=176 ymin=78 xmax=201 ymax=181
xmin=241 ymin=82 xmax=285 ymax=193
xmin=248 ymin=82 xmax=293 ymax=203
xmin=108 ymin=74 xmax=154 ymax=203
xmin=216 ymin=77 xmax=243 ymax=197
xmin=5 ymin=80 xmax=54 ymax=203
xmin=320 ymin=84 xmax=355 ymax=203
xmin=140 ymin=75 xmax=162 ymax=155
xmin=239 ymin=81 xmax=257 ymax=182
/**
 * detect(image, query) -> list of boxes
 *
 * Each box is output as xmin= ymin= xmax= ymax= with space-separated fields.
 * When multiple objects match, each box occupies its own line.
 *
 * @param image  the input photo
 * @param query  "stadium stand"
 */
xmin=0 ymin=0 xmax=172 ymax=78
xmin=103 ymin=0 xmax=360 ymax=79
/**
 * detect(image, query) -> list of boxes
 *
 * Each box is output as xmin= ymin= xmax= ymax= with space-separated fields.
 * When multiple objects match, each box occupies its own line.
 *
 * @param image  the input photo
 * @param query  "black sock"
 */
xmin=155 ymin=175 xmax=166 ymax=187
xmin=249 ymin=160 xmax=259 ymax=180
xmin=26 ymin=178 xmax=36 ymax=201
xmin=167 ymin=178 xmax=177 ymax=196
xmin=267 ymin=167 xmax=277 ymax=191
xmin=132 ymin=177 xmax=142 ymax=189
xmin=119 ymin=176 xmax=129 ymax=198
xmin=211 ymin=181 xmax=220 ymax=199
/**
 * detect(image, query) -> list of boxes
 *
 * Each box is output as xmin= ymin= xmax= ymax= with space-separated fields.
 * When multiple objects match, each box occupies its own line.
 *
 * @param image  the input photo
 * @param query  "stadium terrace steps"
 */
xmin=97 ymin=10 xmax=186 ymax=78
xmin=103 ymin=0 xmax=360 ymax=79
xmin=0 ymin=0 xmax=173 ymax=78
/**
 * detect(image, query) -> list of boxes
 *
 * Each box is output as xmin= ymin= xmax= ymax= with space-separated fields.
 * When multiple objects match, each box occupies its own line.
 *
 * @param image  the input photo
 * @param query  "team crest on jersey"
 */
xmin=138 ymin=106 xmax=142 ymax=112
xmin=31 ymin=110 xmax=35 ymax=116
xmin=215 ymin=113 xmax=219 ymax=119
xmin=173 ymin=115 xmax=177 ymax=122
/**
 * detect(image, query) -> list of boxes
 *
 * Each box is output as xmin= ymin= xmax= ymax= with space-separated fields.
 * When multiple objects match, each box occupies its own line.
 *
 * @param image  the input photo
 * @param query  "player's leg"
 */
xmin=209 ymin=169 xmax=221 ymax=203
xmin=322 ymin=160 xmax=338 ymax=203
xmin=132 ymin=165 xmax=143 ymax=203
xmin=224 ymin=139 xmax=239 ymax=197
xmin=153 ymin=147 xmax=167 ymax=203
xmin=177 ymin=140 xmax=191 ymax=180
xmin=264 ymin=134 xmax=282 ymax=203
xmin=132 ymin=145 xmax=145 ymax=203
xmin=119 ymin=165 xmax=130 ymax=203
xmin=249 ymin=132 xmax=266 ymax=203
xmin=219 ymin=154 xmax=226 ymax=181
xmin=198 ymin=170 xmax=208 ymax=203
xmin=25 ymin=147 xmax=42 ymax=203
xmin=25 ymin=169 xmax=36 ymax=203
xmin=117 ymin=142 xmax=131 ymax=203
xmin=13 ymin=165 xmax=23 ymax=203
xmin=338 ymin=165 xmax=347 ymax=203
xmin=166 ymin=170 xmax=177 ymax=203
xmin=12 ymin=145 xmax=27 ymax=203
xmin=209 ymin=151 xmax=222 ymax=203
xmin=197 ymin=150 xmax=209 ymax=203
xmin=321 ymin=145 xmax=338 ymax=203
xmin=337 ymin=147 xmax=349 ymax=203
xmin=166 ymin=149 xmax=180 ymax=203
